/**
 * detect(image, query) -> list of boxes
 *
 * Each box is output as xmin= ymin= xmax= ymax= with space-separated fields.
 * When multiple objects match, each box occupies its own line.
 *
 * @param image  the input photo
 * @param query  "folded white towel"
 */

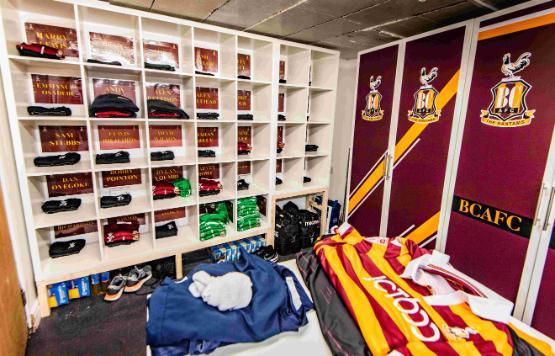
xmin=188 ymin=271 xmax=253 ymax=311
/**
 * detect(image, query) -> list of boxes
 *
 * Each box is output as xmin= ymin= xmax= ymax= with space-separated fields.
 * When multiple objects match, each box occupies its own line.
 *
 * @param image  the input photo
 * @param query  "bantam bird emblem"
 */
xmin=361 ymin=75 xmax=384 ymax=122
xmin=408 ymin=67 xmax=441 ymax=123
xmin=481 ymin=52 xmax=535 ymax=127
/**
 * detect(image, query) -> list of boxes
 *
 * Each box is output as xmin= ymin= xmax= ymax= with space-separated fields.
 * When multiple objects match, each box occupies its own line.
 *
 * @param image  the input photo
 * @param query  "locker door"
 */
xmin=386 ymin=25 xmax=468 ymax=246
xmin=347 ymin=45 xmax=399 ymax=236
xmin=445 ymin=12 xmax=555 ymax=304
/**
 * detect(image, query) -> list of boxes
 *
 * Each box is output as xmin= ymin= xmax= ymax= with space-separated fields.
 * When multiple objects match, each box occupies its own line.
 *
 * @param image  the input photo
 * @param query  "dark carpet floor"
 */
xmin=26 ymin=292 xmax=148 ymax=356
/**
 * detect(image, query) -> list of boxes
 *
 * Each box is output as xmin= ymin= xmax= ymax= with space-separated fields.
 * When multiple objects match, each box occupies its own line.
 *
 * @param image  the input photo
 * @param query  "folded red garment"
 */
xmin=94 ymin=111 xmax=136 ymax=118
xmin=16 ymin=42 xmax=64 ymax=59
xmin=150 ymin=112 xmax=180 ymax=118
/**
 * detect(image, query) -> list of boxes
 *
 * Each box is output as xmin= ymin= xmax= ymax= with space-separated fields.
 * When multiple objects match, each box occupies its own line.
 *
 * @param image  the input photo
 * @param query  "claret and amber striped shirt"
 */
xmin=315 ymin=223 xmax=554 ymax=356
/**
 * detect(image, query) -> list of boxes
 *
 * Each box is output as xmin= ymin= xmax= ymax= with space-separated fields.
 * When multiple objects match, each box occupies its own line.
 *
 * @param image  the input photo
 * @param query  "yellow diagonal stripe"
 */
xmin=349 ymin=71 xmax=460 ymax=214
xmin=479 ymin=13 xmax=555 ymax=41
xmin=405 ymin=211 xmax=441 ymax=244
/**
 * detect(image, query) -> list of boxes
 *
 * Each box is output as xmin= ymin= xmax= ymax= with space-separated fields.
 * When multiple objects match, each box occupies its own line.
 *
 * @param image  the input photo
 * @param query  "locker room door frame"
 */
xmin=346 ymin=20 xmax=475 ymax=244
xmin=436 ymin=0 xmax=555 ymax=321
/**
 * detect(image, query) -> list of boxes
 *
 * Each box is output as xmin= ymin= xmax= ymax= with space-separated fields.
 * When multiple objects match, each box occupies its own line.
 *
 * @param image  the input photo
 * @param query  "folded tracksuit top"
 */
xmin=147 ymin=249 xmax=314 ymax=355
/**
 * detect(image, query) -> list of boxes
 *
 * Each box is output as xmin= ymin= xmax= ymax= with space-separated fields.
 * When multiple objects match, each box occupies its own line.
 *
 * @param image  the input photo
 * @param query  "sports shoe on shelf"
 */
xmin=124 ymin=266 xmax=153 ymax=293
xmin=104 ymin=275 xmax=127 ymax=302
xmin=254 ymin=246 xmax=278 ymax=263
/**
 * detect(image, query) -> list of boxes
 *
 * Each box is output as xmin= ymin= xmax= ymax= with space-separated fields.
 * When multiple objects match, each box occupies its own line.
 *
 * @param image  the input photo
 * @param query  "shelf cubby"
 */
xmin=305 ymin=123 xmax=332 ymax=157
xmin=198 ymin=162 xmax=236 ymax=204
xmin=237 ymin=36 xmax=273 ymax=83
xmin=145 ymin=72 xmax=195 ymax=121
xmin=193 ymin=28 xmax=236 ymax=79
xmin=277 ymin=123 xmax=306 ymax=158
xmin=237 ymin=123 xmax=270 ymax=161
xmin=237 ymin=159 xmax=270 ymax=198
xmin=141 ymin=18 xmax=194 ymax=75
xmin=149 ymin=121 xmax=196 ymax=166
xmin=310 ymin=50 xmax=339 ymax=89
xmin=309 ymin=89 xmax=335 ymax=123
xmin=100 ymin=212 xmax=154 ymax=261
xmin=77 ymin=6 xmax=141 ymax=67
xmin=28 ymin=173 xmax=97 ymax=229
xmin=151 ymin=164 xmax=198 ymax=210
xmin=279 ymin=45 xmax=310 ymax=86
xmin=276 ymin=157 xmax=304 ymax=192
xmin=1 ymin=0 xmax=79 ymax=59
xmin=90 ymin=121 xmax=148 ymax=171
xmin=95 ymin=168 xmax=151 ymax=219
xmin=197 ymin=121 xmax=236 ymax=163
xmin=154 ymin=205 xmax=198 ymax=249
xmin=279 ymin=87 xmax=308 ymax=123
xmin=237 ymin=81 xmax=271 ymax=122
xmin=195 ymin=75 xmax=235 ymax=122
xmin=304 ymin=155 xmax=330 ymax=188
xmin=19 ymin=119 xmax=92 ymax=176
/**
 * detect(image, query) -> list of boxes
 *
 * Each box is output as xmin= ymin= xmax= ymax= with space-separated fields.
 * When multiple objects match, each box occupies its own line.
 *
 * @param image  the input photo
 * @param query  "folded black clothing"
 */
xmin=96 ymin=151 xmax=130 ymax=165
xmin=156 ymin=221 xmax=178 ymax=239
xmin=87 ymin=58 xmax=122 ymax=66
xmin=34 ymin=152 xmax=80 ymax=167
xmin=151 ymin=151 xmax=175 ymax=161
xmin=145 ymin=62 xmax=175 ymax=71
xmin=198 ymin=150 xmax=216 ymax=158
xmin=277 ymin=148 xmax=283 ymax=154
xmin=279 ymin=79 xmax=287 ymax=84
xmin=27 ymin=106 xmax=71 ymax=116
xmin=41 ymin=198 xmax=81 ymax=214
xmin=199 ymin=189 xmax=220 ymax=197
xmin=100 ymin=193 xmax=132 ymax=209
xmin=237 ymin=75 xmax=251 ymax=80
xmin=197 ymin=112 xmax=220 ymax=120
xmin=303 ymin=176 xmax=312 ymax=183
xmin=305 ymin=144 xmax=319 ymax=152
xmin=147 ymin=99 xmax=189 ymax=119
xmin=89 ymin=94 xmax=139 ymax=117
xmin=237 ymin=114 xmax=253 ymax=121
xmin=195 ymin=70 xmax=215 ymax=76
xmin=49 ymin=239 xmax=86 ymax=258
xmin=17 ymin=43 xmax=64 ymax=59
xmin=276 ymin=177 xmax=283 ymax=185
xmin=278 ymin=114 xmax=286 ymax=121
xmin=237 ymin=179 xmax=249 ymax=191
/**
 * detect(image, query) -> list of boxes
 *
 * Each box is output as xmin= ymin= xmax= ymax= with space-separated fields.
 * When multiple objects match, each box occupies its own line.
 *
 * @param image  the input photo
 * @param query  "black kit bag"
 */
xmin=298 ymin=209 xmax=321 ymax=248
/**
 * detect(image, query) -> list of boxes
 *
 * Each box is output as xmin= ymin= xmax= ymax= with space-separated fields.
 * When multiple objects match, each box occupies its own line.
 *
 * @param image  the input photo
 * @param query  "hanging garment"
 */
xmin=147 ymin=249 xmax=313 ymax=355
xmin=296 ymin=249 xmax=371 ymax=356
xmin=315 ymin=223 xmax=553 ymax=355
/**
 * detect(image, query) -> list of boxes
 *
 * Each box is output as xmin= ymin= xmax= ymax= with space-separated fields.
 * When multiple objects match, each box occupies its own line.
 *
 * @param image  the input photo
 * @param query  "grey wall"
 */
xmin=329 ymin=58 xmax=357 ymax=216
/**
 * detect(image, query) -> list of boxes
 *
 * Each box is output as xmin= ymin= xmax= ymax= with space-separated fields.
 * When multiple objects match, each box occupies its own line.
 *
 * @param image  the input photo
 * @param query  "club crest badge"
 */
xmin=361 ymin=75 xmax=384 ymax=122
xmin=481 ymin=52 xmax=535 ymax=127
xmin=408 ymin=67 xmax=441 ymax=123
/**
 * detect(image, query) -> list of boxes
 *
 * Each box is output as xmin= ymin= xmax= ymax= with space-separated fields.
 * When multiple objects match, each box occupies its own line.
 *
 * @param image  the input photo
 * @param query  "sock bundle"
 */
xmin=200 ymin=202 xmax=229 ymax=241
xmin=237 ymin=197 xmax=261 ymax=232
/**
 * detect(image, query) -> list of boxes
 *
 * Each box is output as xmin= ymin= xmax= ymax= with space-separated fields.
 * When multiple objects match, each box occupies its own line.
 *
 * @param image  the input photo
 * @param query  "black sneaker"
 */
xmin=49 ymin=239 xmax=86 ymax=258
xmin=96 ymin=151 xmax=130 ymax=165
xmin=104 ymin=275 xmax=127 ymax=302
xmin=41 ymin=198 xmax=81 ymax=214
xmin=255 ymin=246 xmax=278 ymax=263
xmin=34 ymin=152 xmax=81 ymax=167
xmin=124 ymin=266 xmax=152 ymax=293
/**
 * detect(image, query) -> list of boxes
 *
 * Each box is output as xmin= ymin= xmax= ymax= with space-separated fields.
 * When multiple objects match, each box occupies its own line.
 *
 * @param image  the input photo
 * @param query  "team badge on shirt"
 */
xmin=481 ymin=52 xmax=535 ymax=127
xmin=361 ymin=75 xmax=384 ymax=122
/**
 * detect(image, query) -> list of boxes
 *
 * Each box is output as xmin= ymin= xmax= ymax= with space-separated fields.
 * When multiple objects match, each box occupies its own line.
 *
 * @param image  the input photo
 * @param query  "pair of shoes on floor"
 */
xmin=254 ymin=246 xmax=278 ymax=263
xmin=104 ymin=265 xmax=152 ymax=302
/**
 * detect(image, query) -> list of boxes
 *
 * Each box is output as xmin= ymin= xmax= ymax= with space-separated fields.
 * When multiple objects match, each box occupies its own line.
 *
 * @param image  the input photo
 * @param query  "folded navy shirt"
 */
xmin=147 ymin=249 xmax=313 ymax=355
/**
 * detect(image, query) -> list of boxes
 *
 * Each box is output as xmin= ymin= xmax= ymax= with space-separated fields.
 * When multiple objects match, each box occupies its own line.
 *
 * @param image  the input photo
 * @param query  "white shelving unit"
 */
xmin=0 ymin=0 xmax=339 ymax=316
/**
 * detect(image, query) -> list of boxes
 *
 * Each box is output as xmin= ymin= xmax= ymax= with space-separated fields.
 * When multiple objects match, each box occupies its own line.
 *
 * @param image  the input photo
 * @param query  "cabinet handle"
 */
xmin=543 ymin=187 xmax=555 ymax=231
xmin=534 ymin=184 xmax=547 ymax=227
xmin=384 ymin=153 xmax=392 ymax=180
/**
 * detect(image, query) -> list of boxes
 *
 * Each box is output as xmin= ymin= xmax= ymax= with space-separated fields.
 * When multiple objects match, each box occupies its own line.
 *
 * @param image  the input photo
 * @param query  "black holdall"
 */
xmin=156 ymin=221 xmax=178 ymax=239
xmin=298 ymin=209 xmax=320 ymax=248
xmin=34 ymin=152 xmax=81 ymax=167
xmin=27 ymin=106 xmax=71 ymax=116
xmin=100 ymin=193 xmax=132 ymax=209
xmin=96 ymin=151 xmax=130 ymax=165
xmin=274 ymin=203 xmax=302 ymax=255
xmin=41 ymin=198 xmax=82 ymax=214
xmin=151 ymin=151 xmax=175 ymax=161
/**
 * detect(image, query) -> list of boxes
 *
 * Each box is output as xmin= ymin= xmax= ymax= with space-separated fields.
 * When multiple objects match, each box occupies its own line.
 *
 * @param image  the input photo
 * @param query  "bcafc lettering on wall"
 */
xmin=361 ymin=75 xmax=384 ymax=122
xmin=481 ymin=52 xmax=535 ymax=127
xmin=408 ymin=67 xmax=441 ymax=123
xmin=452 ymin=195 xmax=533 ymax=239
